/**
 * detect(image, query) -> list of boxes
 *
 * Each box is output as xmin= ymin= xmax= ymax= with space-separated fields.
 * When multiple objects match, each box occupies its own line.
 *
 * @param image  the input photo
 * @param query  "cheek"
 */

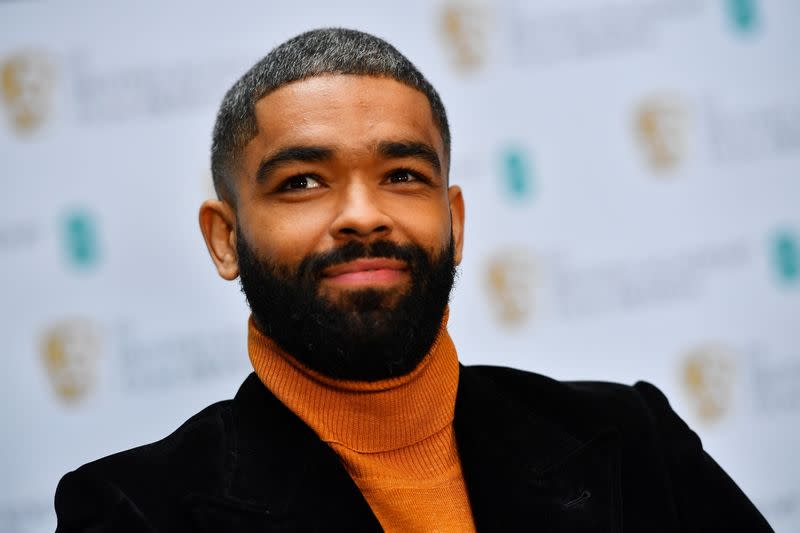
xmin=243 ymin=208 xmax=333 ymax=265
xmin=397 ymin=204 xmax=452 ymax=251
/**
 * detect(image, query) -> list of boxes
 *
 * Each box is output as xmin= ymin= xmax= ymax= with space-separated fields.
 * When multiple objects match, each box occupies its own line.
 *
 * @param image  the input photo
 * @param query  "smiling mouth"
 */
xmin=322 ymin=258 xmax=409 ymax=287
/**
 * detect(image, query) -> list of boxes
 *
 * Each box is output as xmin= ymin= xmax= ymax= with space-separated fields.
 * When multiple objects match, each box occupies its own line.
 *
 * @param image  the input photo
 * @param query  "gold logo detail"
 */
xmin=40 ymin=319 xmax=102 ymax=404
xmin=682 ymin=344 xmax=736 ymax=424
xmin=1 ymin=50 xmax=55 ymax=135
xmin=440 ymin=1 xmax=490 ymax=73
xmin=634 ymin=96 xmax=688 ymax=173
xmin=485 ymin=250 xmax=536 ymax=327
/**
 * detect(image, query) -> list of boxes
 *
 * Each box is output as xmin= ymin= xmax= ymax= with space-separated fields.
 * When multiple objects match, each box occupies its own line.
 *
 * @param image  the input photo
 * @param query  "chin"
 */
xmin=321 ymin=286 xmax=408 ymax=312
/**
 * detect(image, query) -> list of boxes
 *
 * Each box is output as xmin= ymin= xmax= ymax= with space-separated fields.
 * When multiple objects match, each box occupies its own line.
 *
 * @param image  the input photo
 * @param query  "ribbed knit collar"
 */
xmin=247 ymin=310 xmax=459 ymax=453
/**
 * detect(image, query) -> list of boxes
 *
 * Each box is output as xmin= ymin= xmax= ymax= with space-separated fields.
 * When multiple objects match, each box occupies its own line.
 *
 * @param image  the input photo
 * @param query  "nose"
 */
xmin=329 ymin=181 xmax=393 ymax=241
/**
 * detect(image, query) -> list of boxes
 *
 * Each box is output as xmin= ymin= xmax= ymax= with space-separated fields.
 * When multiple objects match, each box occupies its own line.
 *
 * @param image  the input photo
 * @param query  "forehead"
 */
xmin=249 ymin=75 xmax=444 ymax=157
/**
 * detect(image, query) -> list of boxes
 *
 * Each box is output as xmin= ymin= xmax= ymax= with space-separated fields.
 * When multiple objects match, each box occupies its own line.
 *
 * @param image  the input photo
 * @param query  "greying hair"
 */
xmin=211 ymin=27 xmax=451 ymax=203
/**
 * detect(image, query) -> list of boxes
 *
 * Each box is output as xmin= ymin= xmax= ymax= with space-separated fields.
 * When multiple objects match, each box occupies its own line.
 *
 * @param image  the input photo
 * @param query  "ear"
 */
xmin=199 ymin=199 xmax=239 ymax=280
xmin=448 ymin=185 xmax=465 ymax=265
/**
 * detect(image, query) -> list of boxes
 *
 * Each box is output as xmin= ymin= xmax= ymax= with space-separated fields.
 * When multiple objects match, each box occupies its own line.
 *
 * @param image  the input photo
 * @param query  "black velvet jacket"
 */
xmin=55 ymin=366 xmax=773 ymax=532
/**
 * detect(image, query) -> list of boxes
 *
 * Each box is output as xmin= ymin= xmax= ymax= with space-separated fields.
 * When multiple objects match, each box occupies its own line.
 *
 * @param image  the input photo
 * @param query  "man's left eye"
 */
xmin=387 ymin=170 xmax=420 ymax=184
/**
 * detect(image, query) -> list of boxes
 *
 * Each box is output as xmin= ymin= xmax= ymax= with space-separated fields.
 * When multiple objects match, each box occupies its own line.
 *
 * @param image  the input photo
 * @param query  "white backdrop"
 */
xmin=1 ymin=1 xmax=798 ymax=531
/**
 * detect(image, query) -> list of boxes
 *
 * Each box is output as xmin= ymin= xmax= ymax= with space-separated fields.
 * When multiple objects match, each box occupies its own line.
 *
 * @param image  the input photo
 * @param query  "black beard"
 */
xmin=237 ymin=230 xmax=457 ymax=381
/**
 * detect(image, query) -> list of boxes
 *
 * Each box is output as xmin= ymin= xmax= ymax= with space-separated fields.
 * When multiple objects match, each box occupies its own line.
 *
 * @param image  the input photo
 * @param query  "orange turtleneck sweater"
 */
xmin=248 ymin=312 xmax=476 ymax=533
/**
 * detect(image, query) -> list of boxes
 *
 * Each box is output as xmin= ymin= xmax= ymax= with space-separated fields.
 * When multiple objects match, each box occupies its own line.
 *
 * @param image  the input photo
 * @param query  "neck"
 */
xmin=247 ymin=309 xmax=459 ymax=452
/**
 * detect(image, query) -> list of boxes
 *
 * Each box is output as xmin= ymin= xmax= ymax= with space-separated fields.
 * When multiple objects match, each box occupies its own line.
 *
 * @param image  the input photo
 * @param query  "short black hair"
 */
xmin=210 ymin=27 xmax=451 ymax=203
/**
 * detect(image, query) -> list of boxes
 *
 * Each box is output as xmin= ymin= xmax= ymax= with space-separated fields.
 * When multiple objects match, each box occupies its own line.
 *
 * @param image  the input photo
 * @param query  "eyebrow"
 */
xmin=378 ymin=140 xmax=441 ymax=175
xmin=255 ymin=146 xmax=334 ymax=183
xmin=254 ymin=140 xmax=442 ymax=183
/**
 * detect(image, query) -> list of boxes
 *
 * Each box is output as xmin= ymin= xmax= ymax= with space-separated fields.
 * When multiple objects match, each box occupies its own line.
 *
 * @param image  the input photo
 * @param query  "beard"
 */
xmin=237 ymin=229 xmax=457 ymax=381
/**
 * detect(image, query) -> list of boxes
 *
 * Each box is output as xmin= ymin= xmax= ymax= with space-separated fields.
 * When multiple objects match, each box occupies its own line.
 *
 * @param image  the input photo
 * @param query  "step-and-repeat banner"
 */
xmin=2 ymin=1 xmax=798 ymax=531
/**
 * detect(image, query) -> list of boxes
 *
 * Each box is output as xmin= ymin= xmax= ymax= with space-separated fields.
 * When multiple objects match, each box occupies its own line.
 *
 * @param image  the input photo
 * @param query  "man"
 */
xmin=55 ymin=28 xmax=772 ymax=532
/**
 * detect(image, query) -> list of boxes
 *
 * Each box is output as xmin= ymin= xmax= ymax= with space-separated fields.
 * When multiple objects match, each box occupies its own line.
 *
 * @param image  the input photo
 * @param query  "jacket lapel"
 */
xmin=455 ymin=366 xmax=622 ymax=532
xmin=184 ymin=373 xmax=382 ymax=532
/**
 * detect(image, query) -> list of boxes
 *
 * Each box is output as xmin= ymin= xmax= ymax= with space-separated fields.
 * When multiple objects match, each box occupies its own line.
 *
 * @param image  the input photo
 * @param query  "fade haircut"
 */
xmin=211 ymin=27 xmax=451 ymax=204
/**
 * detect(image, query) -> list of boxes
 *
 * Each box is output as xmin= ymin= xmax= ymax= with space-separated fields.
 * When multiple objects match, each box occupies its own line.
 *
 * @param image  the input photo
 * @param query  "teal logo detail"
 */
xmin=771 ymin=230 xmax=798 ymax=285
xmin=62 ymin=209 xmax=101 ymax=269
xmin=726 ymin=0 xmax=760 ymax=34
xmin=500 ymin=147 xmax=534 ymax=203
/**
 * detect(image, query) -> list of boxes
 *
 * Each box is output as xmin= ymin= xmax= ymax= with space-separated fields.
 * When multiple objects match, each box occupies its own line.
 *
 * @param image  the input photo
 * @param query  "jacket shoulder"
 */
xmin=464 ymin=365 xmax=669 ymax=412
xmin=462 ymin=364 xmax=679 ymax=438
xmin=461 ymin=365 xmax=773 ymax=531
xmin=55 ymin=399 xmax=233 ymax=532
xmin=74 ymin=398 xmax=232 ymax=477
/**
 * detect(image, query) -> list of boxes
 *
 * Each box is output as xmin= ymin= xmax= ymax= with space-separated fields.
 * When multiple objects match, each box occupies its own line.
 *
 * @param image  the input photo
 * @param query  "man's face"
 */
xmin=212 ymin=75 xmax=464 ymax=380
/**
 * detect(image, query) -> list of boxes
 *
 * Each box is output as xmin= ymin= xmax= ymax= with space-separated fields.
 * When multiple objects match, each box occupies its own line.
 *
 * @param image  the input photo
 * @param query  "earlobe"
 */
xmin=448 ymin=186 xmax=465 ymax=265
xmin=198 ymin=200 xmax=240 ymax=280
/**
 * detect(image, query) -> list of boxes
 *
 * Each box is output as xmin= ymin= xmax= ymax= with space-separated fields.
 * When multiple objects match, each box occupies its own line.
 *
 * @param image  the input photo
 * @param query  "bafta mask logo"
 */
xmin=634 ymin=96 xmax=689 ymax=173
xmin=682 ymin=344 xmax=736 ymax=424
xmin=485 ymin=250 xmax=536 ymax=327
xmin=439 ymin=0 xmax=490 ymax=73
xmin=1 ymin=50 xmax=55 ymax=135
xmin=40 ymin=319 xmax=102 ymax=404
xmin=770 ymin=229 xmax=798 ymax=285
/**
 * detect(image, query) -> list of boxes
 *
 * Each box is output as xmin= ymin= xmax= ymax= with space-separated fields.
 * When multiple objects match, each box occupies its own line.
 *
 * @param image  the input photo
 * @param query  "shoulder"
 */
xmin=55 ymin=399 xmax=233 ymax=531
xmin=462 ymin=363 xmax=667 ymax=408
xmin=70 ymin=398 xmax=233 ymax=479
xmin=461 ymin=364 xmax=686 ymax=440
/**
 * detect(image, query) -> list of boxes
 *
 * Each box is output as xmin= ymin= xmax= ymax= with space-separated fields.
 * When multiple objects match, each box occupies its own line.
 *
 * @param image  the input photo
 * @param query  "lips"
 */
xmin=322 ymin=258 xmax=408 ymax=286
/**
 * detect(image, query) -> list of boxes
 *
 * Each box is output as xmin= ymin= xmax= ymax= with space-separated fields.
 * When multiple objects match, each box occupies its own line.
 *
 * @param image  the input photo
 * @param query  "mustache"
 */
xmin=298 ymin=240 xmax=425 ymax=280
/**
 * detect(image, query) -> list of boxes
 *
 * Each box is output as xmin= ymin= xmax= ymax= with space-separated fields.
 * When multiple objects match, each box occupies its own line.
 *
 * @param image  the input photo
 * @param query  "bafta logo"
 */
xmin=41 ymin=319 xmax=102 ymax=404
xmin=771 ymin=229 xmax=798 ymax=285
xmin=634 ymin=96 xmax=688 ymax=173
xmin=1 ymin=50 xmax=55 ymax=135
xmin=726 ymin=0 xmax=759 ymax=34
xmin=439 ymin=0 xmax=490 ymax=73
xmin=62 ymin=209 xmax=101 ymax=270
xmin=501 ymin=146 xmax=534 ymax=202
xmin=682 ymin=344 xmax=736 ymax=424
xmin=485 ymin=250 xmax=536 ymax=327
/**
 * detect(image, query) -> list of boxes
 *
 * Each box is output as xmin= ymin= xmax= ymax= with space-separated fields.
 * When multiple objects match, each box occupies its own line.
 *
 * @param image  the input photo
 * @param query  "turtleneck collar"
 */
xmin=247 ymin=309 xmax=459 ymax=453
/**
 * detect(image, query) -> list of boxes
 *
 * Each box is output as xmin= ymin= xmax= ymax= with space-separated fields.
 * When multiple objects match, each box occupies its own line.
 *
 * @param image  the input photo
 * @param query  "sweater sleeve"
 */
xmin=633 ymin=381 xmax=774 ymax=533
xmin=54 ymin=468 xmax=156 ymax=533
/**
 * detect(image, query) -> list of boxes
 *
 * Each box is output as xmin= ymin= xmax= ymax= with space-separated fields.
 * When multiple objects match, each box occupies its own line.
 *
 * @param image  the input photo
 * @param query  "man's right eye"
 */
xmin=279 ymin=175 xmax=322 ymax=191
